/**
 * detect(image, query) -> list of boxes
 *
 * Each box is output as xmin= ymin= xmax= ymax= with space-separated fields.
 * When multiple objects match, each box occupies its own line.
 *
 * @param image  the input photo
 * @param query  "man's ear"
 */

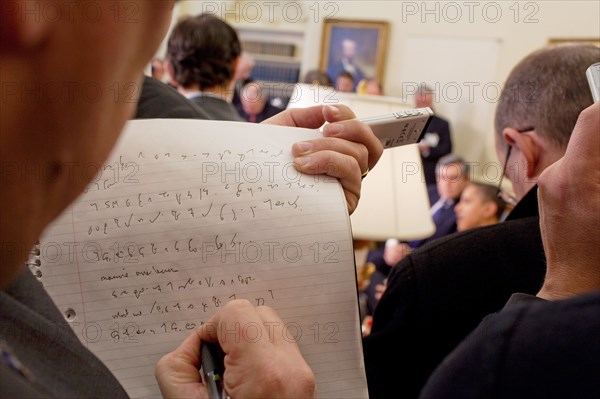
xmin=231 ymin=56 xmax=241 ymax=77
xmin=0 ymin=1 xmax=53 ymax=52
xmin=163 ymin=60 xmax=179 ymax=87
xmin=483 ymin=201 xmax=498 ymax=220
xmin=502 ymin=128 xmax=540 ymax=179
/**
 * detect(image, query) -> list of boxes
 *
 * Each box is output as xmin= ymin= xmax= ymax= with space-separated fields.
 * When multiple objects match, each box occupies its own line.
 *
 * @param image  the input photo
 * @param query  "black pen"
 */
xmin=201 ymin=341 xmax=225 ymax=399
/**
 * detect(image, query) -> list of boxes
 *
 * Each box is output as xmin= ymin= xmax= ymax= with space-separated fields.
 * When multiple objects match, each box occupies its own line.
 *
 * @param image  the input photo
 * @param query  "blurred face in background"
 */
xmin=336 ymin=75 xmax=354 ymax=92
xmin=366 ymin=80 xmax=382 ymax=95
xmin=341 ymin=39 xmax=357 ymax=59
xmin=436 ymin=163 xmax=469 ymax=201
xmin=415 ymin=92 xmax=433 ymax=108
xmin=455 ymin=184 xmax=499 ymax=232
xmin=241 ymin=83 xmax=267 ymax=115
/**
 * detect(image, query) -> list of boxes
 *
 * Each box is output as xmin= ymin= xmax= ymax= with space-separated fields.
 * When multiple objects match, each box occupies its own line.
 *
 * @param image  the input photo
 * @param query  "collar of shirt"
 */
xmin=184 ymin=91 xmax=230 ymax=103
xmin=430 ymin=197 xmax=454 ymax=215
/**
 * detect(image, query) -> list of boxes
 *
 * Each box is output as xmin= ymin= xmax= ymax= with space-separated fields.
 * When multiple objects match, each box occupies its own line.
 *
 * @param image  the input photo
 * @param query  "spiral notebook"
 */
xmin=36 ymin=119 xmax=368 ymax=398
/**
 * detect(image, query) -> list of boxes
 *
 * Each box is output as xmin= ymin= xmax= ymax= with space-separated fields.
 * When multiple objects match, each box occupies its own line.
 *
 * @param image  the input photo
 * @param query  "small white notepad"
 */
xmin=39 ymin=119 xmax=367 ymax=398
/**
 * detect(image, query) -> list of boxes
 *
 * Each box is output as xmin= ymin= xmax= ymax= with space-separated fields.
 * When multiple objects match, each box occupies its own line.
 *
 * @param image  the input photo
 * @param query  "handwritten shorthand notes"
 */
xmin=40 ymin=120 xmax=368 ymax=398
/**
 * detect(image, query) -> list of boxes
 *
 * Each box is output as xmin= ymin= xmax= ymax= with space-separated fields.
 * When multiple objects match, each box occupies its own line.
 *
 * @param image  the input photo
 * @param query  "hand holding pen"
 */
xmin=155 ymin=299 xmax=316 ymax=399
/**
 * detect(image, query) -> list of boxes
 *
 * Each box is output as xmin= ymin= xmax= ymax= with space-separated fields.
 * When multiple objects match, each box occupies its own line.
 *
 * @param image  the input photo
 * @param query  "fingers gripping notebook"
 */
xmin=37 ymin=119 xmax=368 ymax=398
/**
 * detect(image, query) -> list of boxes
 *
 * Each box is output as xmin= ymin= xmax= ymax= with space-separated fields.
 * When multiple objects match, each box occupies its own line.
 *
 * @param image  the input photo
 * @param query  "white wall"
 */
xmin=170 ymin=1 xmax=600 ymax=182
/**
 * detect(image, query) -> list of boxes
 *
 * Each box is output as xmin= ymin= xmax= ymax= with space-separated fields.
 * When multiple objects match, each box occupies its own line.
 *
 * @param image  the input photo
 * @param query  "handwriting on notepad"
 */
xmin=106 ymin=274 xmax=260 ymax=301
xmin=87 ymin=185 xmax=315 ymax=212
xmin=84 ymin=148 xmax=317 ymax=193
xmin=40 ymin=120 xmax=366 ymax=399
xmin=107 ymin=317 xmax=341 ymax=347
xmin=85 ymin=195 xmax=304 ymax=237
xmin=82 ymin=150 xmax=323 ymax=238
xmin=40 ymin=237 xmax=341 ymax=265
xmin=108 ymin=283 xmax=271 ymax=316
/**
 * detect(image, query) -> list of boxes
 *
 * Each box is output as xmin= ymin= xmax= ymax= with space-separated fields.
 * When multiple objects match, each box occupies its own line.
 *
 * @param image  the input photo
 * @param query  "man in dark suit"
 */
xmin=235 ymin=81 xmax=283 ymax=123
xmin=390 ymin=154 xmax=470 ymax=254
xmin=416 ymin=86 xmax=453 ymax=186
xmin=364 ymin=44 xmax=600 ymax=399
xmin=410 ymin=154 xmax=469 ymax=247
xmin=364 ymin=154 xmax=469 ymax=314
xmin=420 ymin=102 xmax=600 ymax=399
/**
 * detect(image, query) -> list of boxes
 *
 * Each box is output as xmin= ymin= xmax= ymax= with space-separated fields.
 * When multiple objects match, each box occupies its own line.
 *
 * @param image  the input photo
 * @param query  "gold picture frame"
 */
xmin=320 ymin=19 xmax=389 ymax=87
xmin=548 ymin=38 xmax=600 ymax=47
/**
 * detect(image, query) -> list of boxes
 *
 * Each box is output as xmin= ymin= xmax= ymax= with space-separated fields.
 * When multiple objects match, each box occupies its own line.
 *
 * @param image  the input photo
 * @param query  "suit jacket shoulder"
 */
xmin=506 ymin=185 xmax=539 ymax=220
xmin=191 ymin=95 xmax=244 ymax=122
xmin=0 ymin=270 xmax=128 ymax=399
xmin=135 ymin=76 xmax=211 ymax=120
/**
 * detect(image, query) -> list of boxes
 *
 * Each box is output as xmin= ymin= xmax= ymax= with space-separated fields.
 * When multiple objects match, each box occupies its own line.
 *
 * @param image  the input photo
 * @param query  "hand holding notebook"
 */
xmin=38 ymin=119 xmax=371 ymax=398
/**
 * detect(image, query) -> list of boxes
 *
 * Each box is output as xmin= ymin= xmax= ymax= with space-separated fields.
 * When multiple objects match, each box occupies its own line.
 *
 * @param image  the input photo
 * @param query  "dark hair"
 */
xmin=303 ymin=70 xmax=333 ymax=86
xmin=469 ymin=182 xmax=506 ymax=219
xmin=167 ymin=14 xmax=241 ymax=90
xmin=495 ymin=44 xmax=600 ymax=150
xmin=336 ymin=71 xmax=355 ymax=82
xmin=436 ymin=154 xmax=470 ymax=177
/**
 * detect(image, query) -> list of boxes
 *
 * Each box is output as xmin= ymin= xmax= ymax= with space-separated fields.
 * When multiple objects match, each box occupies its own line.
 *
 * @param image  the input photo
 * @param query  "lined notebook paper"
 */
xmin=39 ymin=119 xmax=367 ymax=398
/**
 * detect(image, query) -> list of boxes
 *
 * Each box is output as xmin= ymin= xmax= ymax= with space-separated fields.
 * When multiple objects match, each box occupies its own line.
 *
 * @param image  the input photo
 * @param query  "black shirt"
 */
xmin=420 ymin=290 xmax=600 ymax=399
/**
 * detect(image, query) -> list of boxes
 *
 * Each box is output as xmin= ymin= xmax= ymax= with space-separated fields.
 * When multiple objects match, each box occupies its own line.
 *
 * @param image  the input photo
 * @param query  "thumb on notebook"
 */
xmin=267 ymin=104 xmax=382 ymax=214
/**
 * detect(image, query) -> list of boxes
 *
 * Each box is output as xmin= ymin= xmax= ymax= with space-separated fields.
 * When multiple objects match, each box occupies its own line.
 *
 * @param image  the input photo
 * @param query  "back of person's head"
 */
xmin=495 ymin=44 xmax=600 ymax=151
xmin=167 ymin=13 xmax=241 ymax=90
xmin=303 ymin=70 xmax=333 ymax=87
xmin=436 ymin=154 xmax=469 ymax=177
xmin=455 ymin=182 xmax=506 ymax=232
xmin=435 ymin=154 xmax=470 ymax=201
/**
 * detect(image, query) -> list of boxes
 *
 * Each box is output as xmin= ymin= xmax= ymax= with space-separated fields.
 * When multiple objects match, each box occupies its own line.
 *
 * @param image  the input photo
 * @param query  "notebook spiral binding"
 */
xmin=26 ymin=242 xmax=42 ymax=282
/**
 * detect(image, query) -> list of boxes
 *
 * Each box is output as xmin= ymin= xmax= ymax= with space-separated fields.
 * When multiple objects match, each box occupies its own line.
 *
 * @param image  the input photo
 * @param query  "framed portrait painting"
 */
xmin=320 ymin=19 xmax=389 ymax=88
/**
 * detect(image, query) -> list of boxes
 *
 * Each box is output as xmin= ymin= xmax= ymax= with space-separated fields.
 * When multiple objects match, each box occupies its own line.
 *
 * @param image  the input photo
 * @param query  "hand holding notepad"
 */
xmin=39 ymin=119 xmax=372 ymax=398
xmin=268 ymin=104 xmax=384 ymax=214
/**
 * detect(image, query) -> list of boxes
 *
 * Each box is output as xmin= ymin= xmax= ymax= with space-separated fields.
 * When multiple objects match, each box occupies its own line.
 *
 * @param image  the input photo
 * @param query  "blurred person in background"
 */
xmin=236 ymin=81 xmax=283 ymax=123
xmin=455 ymin=182 xmax=506 ymax=232
xmin=416 ymin=86 xmax=453 ymax=187
xmin=167 ymin=14 xmax=243 ymax=121
xmin=335 ymin=71 xmax=356 ymax=93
